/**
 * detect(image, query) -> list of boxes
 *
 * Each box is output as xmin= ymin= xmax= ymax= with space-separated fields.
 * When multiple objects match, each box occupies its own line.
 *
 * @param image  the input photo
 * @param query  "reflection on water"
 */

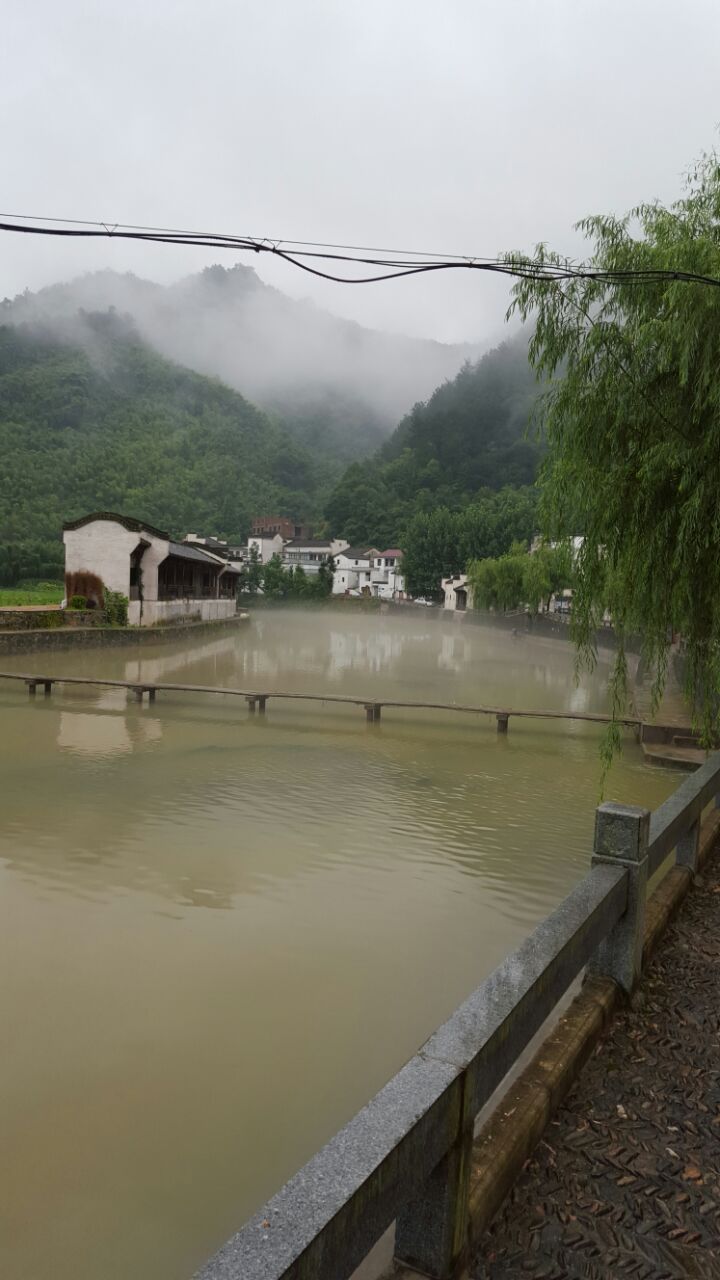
xmin=0 ymin=611 xmax=676 ymax=1280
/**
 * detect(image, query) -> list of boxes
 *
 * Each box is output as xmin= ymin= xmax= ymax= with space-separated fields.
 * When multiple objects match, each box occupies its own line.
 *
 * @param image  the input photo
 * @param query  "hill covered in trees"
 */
xmin=4 ymin=265 xmax=478 ymax=465
xmin=0 ymin=313 xmax=327 ymax=583
xmin=324 ymin=332 xmax=542 ymax=548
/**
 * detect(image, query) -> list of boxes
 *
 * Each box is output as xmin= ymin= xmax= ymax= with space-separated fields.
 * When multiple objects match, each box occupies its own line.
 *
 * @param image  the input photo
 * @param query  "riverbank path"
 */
xmin=473 ymin=842 xmax=720 ymax=1278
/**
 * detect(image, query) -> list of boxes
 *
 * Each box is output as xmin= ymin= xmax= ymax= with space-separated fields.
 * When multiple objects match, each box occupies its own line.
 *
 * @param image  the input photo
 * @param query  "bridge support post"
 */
xmin=258 ymin=697 xmax=267 ymax=715
xmin=246 ymin=697 xmax=256 ymax=716
xmin=496 ymin=713 xmax=509 ymax=733
xmin=677 ymin=819 xmax=700 ymax=873
xmin=147 ymin=688 xmax=156 ymax=704
xmin=395 ymin=1089 xmax=473 ymax=1279
xmin=589 ymin=802 xmax=650 ymax=996
xmin=365 ymin=704 xmax=374 ymax=723
xmin=43 ymin=681 xmax=52 ymax=697
xmin=27 ymin=681 xmax=37 ymax=698
xmin=133 ymin=687 xmax=144 ymax=702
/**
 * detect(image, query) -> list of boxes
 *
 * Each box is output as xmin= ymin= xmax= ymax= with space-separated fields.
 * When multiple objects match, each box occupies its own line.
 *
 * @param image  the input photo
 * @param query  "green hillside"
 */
xmin=324 ymin=333 xmax=542 ymax=546
xmin=0 ymin=313 xmax=328 ymax=583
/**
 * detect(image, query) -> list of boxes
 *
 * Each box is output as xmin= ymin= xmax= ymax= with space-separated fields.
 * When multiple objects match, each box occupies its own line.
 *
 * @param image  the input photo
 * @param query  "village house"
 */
xmin=282 ymin=537 xmax=349 ymax=576
xmin=332 ymin=547 xmax=379 ymax=595
xmin=246 ymin=532 xmax=285 ymax=564
xmin=250 ymin=515 xmax=312 ymax=541
xmin=442 ymin=574 xmax=473 ymax=611
xmin=370 ymin=549 xmax=406 ymax=600
xmin=63 ymin=512 xmax=241 ymax=626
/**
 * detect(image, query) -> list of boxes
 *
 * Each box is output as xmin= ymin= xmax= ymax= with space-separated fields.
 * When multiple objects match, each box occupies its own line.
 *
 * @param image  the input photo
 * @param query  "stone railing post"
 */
xmin=676 ymin=818 xmax=700 ymax=873
xmin=589 ymin=802 xmax=650 ymax=996
xmin=394 ymin=1083 xmax=473 ymax=1279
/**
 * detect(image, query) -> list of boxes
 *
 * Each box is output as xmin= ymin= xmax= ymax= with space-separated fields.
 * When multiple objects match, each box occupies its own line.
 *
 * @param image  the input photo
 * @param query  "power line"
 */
xmin=0 ymin=212 xmax=496 ymax=262
xmin=0 ymin=212 xmax=719 ymax=289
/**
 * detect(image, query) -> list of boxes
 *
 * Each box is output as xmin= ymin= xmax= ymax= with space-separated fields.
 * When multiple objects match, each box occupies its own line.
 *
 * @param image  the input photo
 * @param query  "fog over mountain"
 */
xmin=4 ymin=265 xmax=481 ymax=457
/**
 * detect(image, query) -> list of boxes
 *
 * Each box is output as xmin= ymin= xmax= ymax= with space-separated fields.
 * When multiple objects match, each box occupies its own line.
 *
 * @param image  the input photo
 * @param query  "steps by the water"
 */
xmin=642 ymin=741 xmax=708 ymax=770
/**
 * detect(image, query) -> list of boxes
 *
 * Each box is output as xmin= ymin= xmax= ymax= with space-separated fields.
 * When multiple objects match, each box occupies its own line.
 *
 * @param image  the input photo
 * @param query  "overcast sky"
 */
xmin=3 ymin=0 xmax=720 ymax=344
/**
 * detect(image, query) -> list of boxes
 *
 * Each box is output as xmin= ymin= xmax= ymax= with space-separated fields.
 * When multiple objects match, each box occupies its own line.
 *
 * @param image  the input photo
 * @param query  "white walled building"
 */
xmin=247 ymin=533 xmax=285 ymax=564
xmin=442 ymin=574 xmax=473 ymax=611
xmin=332 ymin=547 xmax=379 ymax=595
xmin=63 ymin=512 xmax=240 ymax=626
xmin=370 ymin=549 xmax=406 ymax=600
xmin=282 ymin=537 xmax=349 ymax=576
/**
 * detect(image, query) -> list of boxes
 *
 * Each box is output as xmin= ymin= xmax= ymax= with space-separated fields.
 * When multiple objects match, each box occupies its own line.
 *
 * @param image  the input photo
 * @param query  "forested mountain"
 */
xmin=4 ymin=265 xmax=478 ymax=463
xmin=0 ymin=313 xmax=327 ymax=583
xmin=324 ymin=333 xmax=542 ymax=547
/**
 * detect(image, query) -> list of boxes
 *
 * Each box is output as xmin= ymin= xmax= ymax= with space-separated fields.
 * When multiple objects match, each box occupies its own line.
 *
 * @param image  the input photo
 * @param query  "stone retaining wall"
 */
xmin=0 ymin=612 xmax=249 ymax=655
xmin=0 ymin=608 xmax=110 ymax=631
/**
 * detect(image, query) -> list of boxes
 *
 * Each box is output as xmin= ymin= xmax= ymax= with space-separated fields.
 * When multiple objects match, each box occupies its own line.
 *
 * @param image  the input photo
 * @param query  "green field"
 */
xmin=0 ymin=582 xmax=64 ymax=607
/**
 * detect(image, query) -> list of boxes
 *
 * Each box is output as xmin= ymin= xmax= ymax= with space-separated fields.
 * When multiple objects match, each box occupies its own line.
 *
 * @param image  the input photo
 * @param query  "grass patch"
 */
xmin=0 ymin=581 xmax=64 ymax=606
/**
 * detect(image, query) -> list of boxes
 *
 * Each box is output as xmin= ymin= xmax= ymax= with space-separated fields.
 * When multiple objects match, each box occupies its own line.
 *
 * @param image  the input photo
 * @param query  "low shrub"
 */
xmin=104 ymin=589 xmax=129 ymax=627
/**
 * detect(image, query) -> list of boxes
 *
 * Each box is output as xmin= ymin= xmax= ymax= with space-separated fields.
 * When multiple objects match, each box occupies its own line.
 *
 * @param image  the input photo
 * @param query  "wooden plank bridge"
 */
xmin=0 ymin=669 xmax=643 ymax=733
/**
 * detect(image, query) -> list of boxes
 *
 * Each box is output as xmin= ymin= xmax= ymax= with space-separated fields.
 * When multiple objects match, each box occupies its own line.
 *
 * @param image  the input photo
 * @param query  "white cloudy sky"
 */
xmin=2 ymin=0 xmax=719 ymax=343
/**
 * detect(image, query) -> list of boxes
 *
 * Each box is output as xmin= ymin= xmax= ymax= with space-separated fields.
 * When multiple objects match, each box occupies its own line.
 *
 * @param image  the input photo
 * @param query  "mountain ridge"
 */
xmin=3 ymin=264 xmax=481 ymax=461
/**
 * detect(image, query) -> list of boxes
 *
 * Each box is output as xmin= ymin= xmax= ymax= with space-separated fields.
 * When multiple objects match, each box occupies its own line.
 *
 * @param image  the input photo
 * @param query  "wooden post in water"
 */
xmin=496 ymin=713 xmax=509 ymax=734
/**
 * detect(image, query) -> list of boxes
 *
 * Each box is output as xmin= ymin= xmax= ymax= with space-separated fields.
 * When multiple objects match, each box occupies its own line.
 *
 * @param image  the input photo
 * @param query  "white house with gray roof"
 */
xmin=332 ymin=547 xmax=379 ymax=594
xmin=63 ymin=512 xmax=241 ymax=626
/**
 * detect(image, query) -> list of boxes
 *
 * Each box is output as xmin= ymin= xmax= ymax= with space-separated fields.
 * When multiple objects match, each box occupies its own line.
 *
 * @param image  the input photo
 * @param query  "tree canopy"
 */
xmin=468 ymin=541 xmax=572 ymax=614
xmin=505 ymin=149 xmax=720 ymax=748
xmin=324 ymin=333 xmax=542 ymax=547
xmin=401 ymin=487 xmax=538 ymax=596
xmin=0 ymin=314 xmax=329 ymax=583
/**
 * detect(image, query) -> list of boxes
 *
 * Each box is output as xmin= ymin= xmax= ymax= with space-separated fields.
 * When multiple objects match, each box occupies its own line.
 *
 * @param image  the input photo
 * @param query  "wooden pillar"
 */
xmin=496 ymin=713 xmax=509 ymax=734
xmin=43 ymin=681 xmax=53 ymax=697
xmin=257 ymin=696 xmax=267 ymax=715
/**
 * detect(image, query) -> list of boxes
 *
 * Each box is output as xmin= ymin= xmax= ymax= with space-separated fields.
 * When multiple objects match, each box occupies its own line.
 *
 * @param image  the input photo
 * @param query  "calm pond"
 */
xmin=0 ymin=609 xmax=677 ymax=1279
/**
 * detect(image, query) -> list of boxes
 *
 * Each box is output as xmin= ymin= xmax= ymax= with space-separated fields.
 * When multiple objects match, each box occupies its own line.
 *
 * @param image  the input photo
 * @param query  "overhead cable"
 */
xmin=0 ymin=213 xmax=718 ymax=289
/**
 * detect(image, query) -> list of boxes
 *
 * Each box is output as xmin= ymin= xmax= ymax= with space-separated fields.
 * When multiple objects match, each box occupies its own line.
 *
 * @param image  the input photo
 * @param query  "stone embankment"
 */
xmin=0 ymin=612 xmax=249 ymax=655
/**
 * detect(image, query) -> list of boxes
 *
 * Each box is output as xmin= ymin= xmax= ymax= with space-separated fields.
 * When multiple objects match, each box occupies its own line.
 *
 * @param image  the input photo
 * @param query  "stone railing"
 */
xmin=192 ymin=753 xmax=720 ymax=1280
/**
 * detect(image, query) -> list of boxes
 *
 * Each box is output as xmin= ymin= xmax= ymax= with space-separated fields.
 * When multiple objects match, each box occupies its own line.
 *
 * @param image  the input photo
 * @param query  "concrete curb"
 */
xmin=392 ymin=807 xmax=720 ymax=1279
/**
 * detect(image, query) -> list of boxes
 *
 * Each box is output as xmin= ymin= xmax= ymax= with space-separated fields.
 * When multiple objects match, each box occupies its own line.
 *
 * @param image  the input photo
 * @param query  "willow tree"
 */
xmin=505 ymin=150 xmax=720 ymax=759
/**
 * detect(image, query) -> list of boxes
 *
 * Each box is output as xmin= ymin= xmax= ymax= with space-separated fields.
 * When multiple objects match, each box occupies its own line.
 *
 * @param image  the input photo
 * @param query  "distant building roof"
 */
xmin=378 ymin=548 xmax=402 ymax=558
xmin=167 ymin=541 xmax=223 ymax=566
xmin=184 ymin=535 xmax=229 ymax=553
xmin=284 ymin=539 xmax=335 ymax=549
xmin=337 ymin=546 xmax=373 ymax=560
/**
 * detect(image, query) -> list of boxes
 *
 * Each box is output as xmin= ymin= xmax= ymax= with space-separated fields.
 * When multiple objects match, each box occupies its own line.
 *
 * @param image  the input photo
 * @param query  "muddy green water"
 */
xmin=0 ymin=611 xmax=676 ymax=1279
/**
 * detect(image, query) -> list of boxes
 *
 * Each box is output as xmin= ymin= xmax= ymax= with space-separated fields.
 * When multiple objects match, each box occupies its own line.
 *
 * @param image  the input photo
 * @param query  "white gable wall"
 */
xmin=64 ymin=519 xmax=160 ymax=597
